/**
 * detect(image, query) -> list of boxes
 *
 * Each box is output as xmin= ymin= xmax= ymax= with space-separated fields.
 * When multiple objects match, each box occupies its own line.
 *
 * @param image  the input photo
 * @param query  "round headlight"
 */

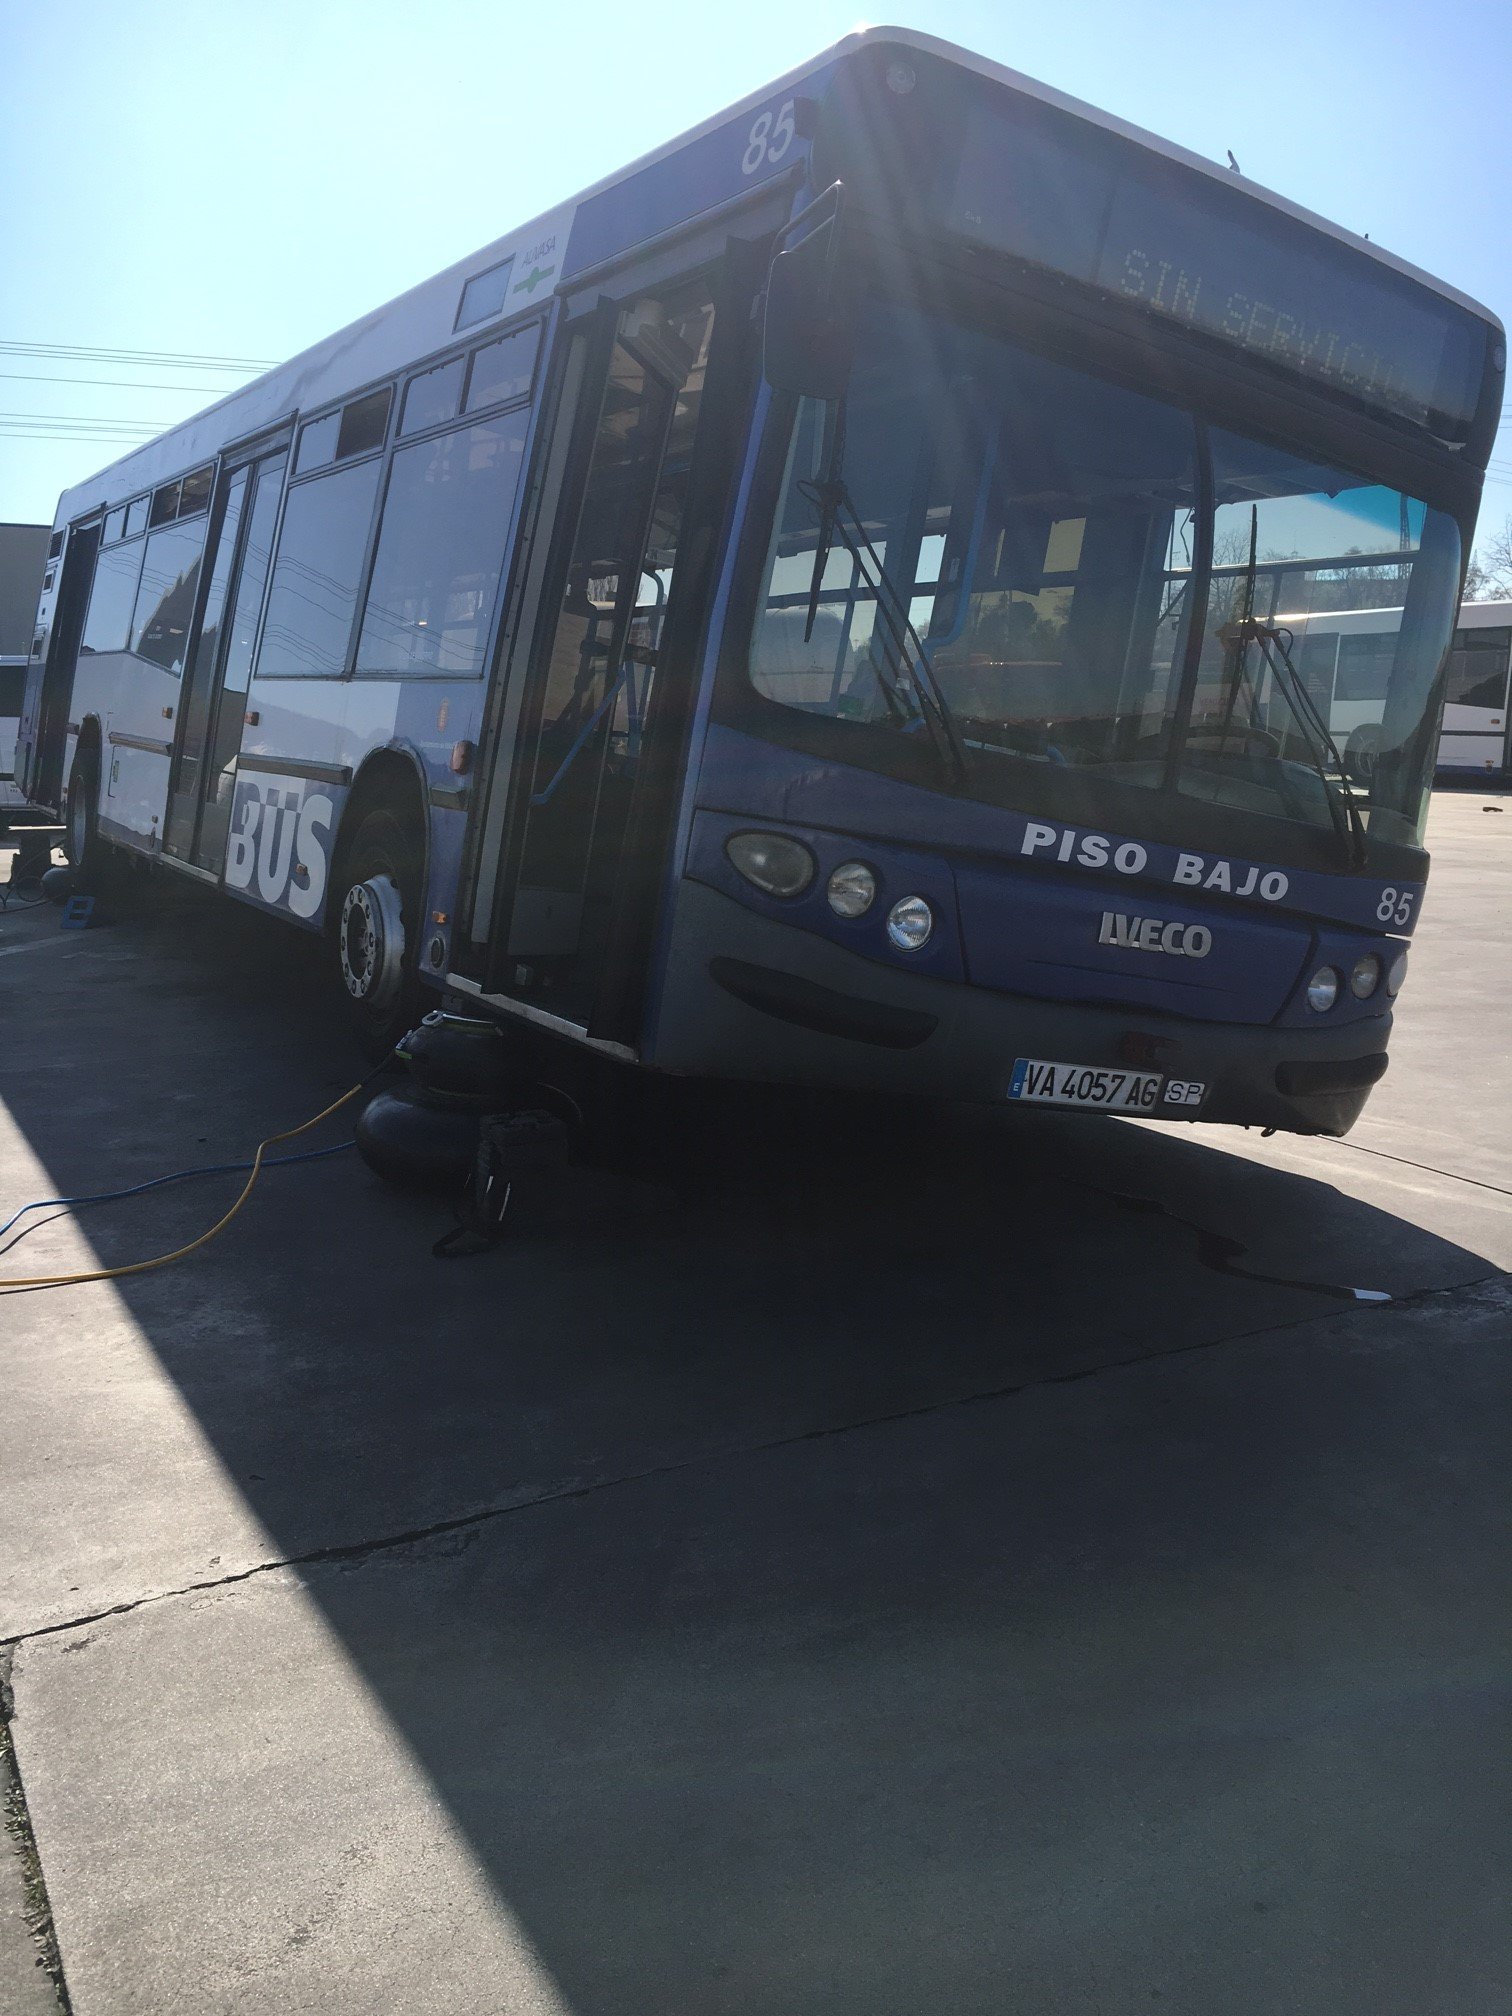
xmin=886 ymin=895 xmax=933 ymax=951
xmin=1305 ymin=966 xmax=1340 ymax=1013
xmin=1349 ymin=954 xmax=1382 ymax=1000
xmin=827 ymin=861 xmax=877 ymax=919
xmin=1386 ymin=949 xmax=1408 ymax=996
xmin=725 ymin=830 xmax=815 ymax=899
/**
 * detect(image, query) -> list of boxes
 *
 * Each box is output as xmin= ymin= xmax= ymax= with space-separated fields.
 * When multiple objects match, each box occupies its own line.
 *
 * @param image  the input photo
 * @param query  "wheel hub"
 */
xmin=339 ymin=875 xmax=406 ymax=1005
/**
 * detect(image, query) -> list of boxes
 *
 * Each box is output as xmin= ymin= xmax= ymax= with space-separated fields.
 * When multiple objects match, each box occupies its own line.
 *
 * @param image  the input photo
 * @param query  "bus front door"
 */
xmin=164 ymin=444 xmax=287 ymax=873
xmin=486 ymin=279 xmax=720 ymax=1034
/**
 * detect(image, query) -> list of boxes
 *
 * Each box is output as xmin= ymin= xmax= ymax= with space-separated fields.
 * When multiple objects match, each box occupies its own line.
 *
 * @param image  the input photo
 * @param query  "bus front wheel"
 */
xmin=334 ymin=806 xmax=423 ymax=1058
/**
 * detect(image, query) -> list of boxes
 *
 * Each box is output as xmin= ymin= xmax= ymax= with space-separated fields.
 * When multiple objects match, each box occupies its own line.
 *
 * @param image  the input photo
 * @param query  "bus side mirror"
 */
xmin=762 ymin=223 xmax=854 ymax=402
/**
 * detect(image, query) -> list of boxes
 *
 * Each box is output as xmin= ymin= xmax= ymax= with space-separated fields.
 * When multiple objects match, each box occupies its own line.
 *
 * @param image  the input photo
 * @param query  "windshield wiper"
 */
xmin=1220 ymin=615 xmax=1369 ymax=867
xmin=797 ymin=461 xmax=969 ymax=789
xmin=1212 ymin=507 xmax=1369 ymax=869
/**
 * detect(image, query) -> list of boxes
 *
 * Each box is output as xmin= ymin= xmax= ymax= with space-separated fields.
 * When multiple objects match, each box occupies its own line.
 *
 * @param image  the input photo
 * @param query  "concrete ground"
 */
xmin=0 ymin=789 xmax=1507 ymax=2014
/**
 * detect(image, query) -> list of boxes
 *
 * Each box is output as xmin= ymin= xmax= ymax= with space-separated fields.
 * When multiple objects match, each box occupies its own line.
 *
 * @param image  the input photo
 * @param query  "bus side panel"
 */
xmin=221 ymin=675 xmax=485 ymax=953
xmin=387 ymin=677 xmax=490 ymax=984
xmin=225 ymin=676 xmax=352 ymax=924
xmin=98 ymin=647 xmax=179 ymax=851
xmin=224 ymin=770 xmax=349 ymax=924
xmin=71 ymin=647 xmax=171 ymax=858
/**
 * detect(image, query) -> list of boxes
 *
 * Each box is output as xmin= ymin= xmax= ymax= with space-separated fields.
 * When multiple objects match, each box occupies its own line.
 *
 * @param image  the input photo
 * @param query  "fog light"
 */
xmin=1305 ymin=966 xmax=1340 ymax=1013
xmin=1386 ymin=949 xmax=1408 ymax=996
xmin=725 ymin=830 xmax=815 ymax=899
xmin=1349 ymin=954 xmax=1381 ymax=999
xmin=886 ymin=895 xmax=933 ymax=950
xmin=827 ymin=860 xmax=877 ymax=918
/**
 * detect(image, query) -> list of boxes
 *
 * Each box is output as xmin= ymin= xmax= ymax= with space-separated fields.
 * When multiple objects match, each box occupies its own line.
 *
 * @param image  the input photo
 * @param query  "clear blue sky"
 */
xmin=3 ymin=0 xmax=1509 ymax=553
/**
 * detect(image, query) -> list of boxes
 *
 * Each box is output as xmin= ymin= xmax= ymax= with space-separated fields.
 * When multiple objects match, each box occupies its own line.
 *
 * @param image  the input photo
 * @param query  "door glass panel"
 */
xmin=165 ymin=466 xmax=249 ymax=856
xmin=504 ymin=280 xmax=715 ymax=1023
xmin=196 ymin=451 xmax=287 ymax=874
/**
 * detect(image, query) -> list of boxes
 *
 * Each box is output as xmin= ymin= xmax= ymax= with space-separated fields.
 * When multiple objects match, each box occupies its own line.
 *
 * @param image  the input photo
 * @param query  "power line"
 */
xmin=0 ymin=369 xmax=230 ymax=395
xmin=0 ymin=422 xmax=156 ymax=435
xmin=0 ymin=418 xmax=157 ymax=434
xmin=0 ymin=427 xmax=157 ymax=445
xmin=0 ymin=340 xmax=276 ymax=372
xmin=0 ymin=410 xmax=176 ymax=427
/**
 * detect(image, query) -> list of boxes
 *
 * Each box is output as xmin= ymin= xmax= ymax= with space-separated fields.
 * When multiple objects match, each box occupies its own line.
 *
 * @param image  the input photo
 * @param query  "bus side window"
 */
xmin=129 ymin=520 xmax=208 ymax=675
xmin=1445 ymin=628 xmax=1511 ymax=709
xmin=352 ymin=410 xmax=531 ymax=680
xmin=79 ymin=540 xmax=146 ymax=656
xmin=258 ymin=461 xmax=381 ymax=677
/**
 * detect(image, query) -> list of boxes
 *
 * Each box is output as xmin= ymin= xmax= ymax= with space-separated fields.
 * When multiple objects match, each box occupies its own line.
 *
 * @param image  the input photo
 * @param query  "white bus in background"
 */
xmin=1436 ymin=601 xmax=1511 ymax=776
xmin=1 ymin=522 xmax=52 ymax=785
xmin=1281 ymin=599 xmax=1511 ymax=783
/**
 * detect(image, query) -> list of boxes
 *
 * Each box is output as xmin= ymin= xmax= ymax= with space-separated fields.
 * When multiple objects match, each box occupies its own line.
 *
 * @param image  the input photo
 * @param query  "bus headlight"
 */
xmin=886 ymin=895 xmax=933 ymax=950
xmin=1349 ymin=954 xmax=1382 ymax=999
xmin=1386 ymin=949 xmax=1408 ymax=996
xmin=826 ymin=861 xmax=877 ymax=918
xmin=1305 ymin=966 xmax=1340 ymax=1013
xmin=725 ymin=830 xmax=815 ymax=899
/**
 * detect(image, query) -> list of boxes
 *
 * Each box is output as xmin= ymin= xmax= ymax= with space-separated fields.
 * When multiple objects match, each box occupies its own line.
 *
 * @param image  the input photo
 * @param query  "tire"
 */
xmin=65 ymin=745 xmax=104 ymax=879
xmin=332 ymin=805 xmax=425 ymax=1060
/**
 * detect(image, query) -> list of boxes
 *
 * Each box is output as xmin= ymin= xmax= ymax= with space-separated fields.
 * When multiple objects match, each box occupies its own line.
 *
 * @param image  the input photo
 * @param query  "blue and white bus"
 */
xmin=17 ymin=29 xmax=1503 ymax=1136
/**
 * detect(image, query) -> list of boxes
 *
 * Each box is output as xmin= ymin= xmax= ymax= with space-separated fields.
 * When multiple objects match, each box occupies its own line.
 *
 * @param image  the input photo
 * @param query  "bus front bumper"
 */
xmin=649 ymin=881 xmax=1392 ymax=1137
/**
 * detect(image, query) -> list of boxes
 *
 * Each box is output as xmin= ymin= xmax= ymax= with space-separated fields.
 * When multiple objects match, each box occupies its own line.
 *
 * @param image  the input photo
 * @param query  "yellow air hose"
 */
xmin=0 ymin=1077 xmax=370 ymax=1292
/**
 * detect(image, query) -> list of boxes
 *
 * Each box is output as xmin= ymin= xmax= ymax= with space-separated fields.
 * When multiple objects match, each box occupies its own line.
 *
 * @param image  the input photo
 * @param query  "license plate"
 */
xmin=1008 ymin=1058 xmax=1163 ymax=1112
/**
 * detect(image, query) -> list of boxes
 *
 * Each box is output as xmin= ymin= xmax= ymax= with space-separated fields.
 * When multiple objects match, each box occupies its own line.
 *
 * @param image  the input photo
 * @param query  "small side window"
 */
xmin=103 ymin=508 xmax=127 ymax=545
xmin=178 ymin=465 xmax=214 ymax=518
xmin=48 ymin=530 xmax=64 ymax=559
xmin=150 ymin=481 xmax=181 ymax=526
xmin=400 ymin=357 xmax=465 ymax=437
xmin=297 ymin=388 xmax=393 ymax=474
xmin=455 ymin=257 xmax=515 ymax=332
xmin=125 ymin=496 xmax=150 ymax=538
xmin=466 ymin=323 xmax=540 ymax=413
xmin=296 ymin=411 xmax=340 ymax=474
xmin=336 ymin=387 xmax=392 ymax=460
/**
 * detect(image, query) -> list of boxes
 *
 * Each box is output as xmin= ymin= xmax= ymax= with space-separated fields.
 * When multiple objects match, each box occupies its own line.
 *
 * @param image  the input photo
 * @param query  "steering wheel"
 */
xmin=1187 ymin=723 xmax=1283 ymax=759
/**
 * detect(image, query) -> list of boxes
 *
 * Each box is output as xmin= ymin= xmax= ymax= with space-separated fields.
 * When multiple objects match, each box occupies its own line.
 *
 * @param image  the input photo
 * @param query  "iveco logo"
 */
xmin=1098 ymin=912 xmax=1212 ymax=959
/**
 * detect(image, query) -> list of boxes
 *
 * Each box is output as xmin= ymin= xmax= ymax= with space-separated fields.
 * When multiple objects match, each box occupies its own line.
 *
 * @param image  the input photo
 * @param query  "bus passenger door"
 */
xmin=165 ymin=443 xmax=287 ymax=872
xmin=22 ymin=521 xmax=99 ymax=807
xmin=486 ymin=279 xmax=720 ymax=1033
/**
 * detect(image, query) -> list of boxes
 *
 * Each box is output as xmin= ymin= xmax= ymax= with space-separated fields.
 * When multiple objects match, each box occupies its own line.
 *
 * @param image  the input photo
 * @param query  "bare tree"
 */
xmin=1464 ymin=513 xmax=1512 ymax=600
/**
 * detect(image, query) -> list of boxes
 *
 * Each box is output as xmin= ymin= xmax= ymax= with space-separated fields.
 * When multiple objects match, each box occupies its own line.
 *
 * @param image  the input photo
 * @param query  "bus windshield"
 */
xmin=747 ymin=296 xmax=1462 ymax=851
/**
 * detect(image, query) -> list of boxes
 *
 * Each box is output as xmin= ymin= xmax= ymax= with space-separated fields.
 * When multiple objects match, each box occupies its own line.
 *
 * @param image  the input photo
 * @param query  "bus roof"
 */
xmin=50 ymin=25 xmax=1503 ymax=530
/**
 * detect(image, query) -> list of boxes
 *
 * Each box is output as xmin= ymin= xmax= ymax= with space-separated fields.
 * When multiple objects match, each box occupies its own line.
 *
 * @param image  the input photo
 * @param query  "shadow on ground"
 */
xmin=3 ymin=868 xmax=1506 ymax=2013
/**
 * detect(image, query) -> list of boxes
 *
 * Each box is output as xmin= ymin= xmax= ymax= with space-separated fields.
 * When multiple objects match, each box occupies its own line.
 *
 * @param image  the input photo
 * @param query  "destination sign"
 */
xmin=946 ymin=95 xmax=1488 ymax=441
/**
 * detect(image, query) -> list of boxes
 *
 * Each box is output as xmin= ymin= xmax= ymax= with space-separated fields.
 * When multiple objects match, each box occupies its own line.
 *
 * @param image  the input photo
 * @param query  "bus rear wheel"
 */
xmin=334 ymin=806 xmax=424 ymax=1059
xmin=65 ymin=746 xmax=104 ymax=879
